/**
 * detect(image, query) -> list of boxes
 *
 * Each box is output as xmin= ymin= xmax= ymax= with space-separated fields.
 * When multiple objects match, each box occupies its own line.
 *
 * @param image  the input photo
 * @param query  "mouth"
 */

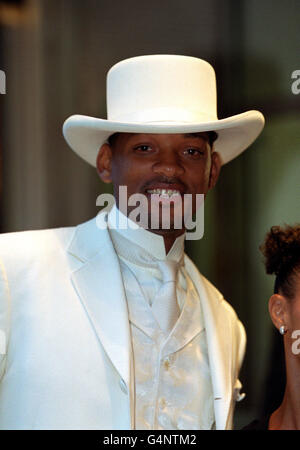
xmin=146 ymin=188 xmax=182 ymax=198
xmin=144 ymin=182 xmax=185 ymax=198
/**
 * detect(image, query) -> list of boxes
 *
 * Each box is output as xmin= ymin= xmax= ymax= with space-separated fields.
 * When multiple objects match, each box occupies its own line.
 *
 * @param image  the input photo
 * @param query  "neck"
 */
xmin=115 ymin=203 xmax=185 ymax=254
xmin=149 ymin=228 xmax=185 ymax=254
xmin=269 ymin=340 xmax=300 ymax=430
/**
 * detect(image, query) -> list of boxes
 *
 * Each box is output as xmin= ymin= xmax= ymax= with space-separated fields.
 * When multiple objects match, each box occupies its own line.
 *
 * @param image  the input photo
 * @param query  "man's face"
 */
xmin=97 ymin=132 xmax=221 ymax=233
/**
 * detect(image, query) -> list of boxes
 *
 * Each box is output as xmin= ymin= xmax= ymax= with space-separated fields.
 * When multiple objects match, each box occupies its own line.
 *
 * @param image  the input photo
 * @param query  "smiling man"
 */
xmin=97 ymin=131 xmax=220 ymax=252
xmin=0 ymin=55 xmax=264 ymax=430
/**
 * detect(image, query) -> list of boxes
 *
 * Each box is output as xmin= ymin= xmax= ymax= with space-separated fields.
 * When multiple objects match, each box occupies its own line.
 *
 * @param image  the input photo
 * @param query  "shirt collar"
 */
xmin=107 ymin=203 xmax=185 ymax=262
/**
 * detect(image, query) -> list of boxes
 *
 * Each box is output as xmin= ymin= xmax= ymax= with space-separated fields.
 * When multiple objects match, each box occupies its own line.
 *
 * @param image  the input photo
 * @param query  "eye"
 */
xmin=133 ymin=144 xmax=154 ymax=154
xmin=183 ymin=148 xmax=205 ymax=159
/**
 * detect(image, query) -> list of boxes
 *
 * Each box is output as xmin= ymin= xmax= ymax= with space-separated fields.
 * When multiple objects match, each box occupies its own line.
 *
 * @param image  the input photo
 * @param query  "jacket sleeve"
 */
xmin=0 ymin=260 xmax=10 ymax=381
xmin=237 ymin=318 xmax=247 ymax=372
xmin=233 ymin=318 xmax=247 ymax=403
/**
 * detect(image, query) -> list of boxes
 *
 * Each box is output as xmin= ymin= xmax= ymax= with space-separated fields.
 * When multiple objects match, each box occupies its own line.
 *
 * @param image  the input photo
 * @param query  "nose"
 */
xmin=152 ymin=151 xmax=184 ymax=178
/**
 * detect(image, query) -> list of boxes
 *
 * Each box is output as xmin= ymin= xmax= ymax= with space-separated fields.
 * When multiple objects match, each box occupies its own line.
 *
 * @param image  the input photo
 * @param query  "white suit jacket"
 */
xmin=0 ymin=211 xmax=246 ymax=430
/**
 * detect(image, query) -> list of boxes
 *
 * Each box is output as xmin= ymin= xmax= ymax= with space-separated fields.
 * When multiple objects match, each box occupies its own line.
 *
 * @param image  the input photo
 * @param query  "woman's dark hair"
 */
xmin=108 ymin=131 xmax=218 ymax=149
xmin=260 ymin=224 xmax=300 ymax=299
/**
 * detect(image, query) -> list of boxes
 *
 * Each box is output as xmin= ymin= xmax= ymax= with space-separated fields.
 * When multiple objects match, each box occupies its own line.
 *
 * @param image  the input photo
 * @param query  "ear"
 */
xmin=268 ymin=294 xmax=289 ymax=331
xmin=96 ymin=143 xmax=113 ymax=183
xmin=208 ymin=150 xmax=222 ymax=190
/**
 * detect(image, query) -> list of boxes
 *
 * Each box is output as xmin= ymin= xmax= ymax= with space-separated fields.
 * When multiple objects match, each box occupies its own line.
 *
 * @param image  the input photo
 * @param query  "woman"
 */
xmin=244 ymin=224 xmax=300 ymax=430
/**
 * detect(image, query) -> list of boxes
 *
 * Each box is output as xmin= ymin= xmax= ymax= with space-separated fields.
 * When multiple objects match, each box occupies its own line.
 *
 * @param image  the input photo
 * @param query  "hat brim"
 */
xmin=62 ymin=110 xmax=265 ymax=166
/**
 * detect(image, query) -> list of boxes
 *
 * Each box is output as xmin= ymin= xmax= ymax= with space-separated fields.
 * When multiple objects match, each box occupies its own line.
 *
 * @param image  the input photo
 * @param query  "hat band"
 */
xmin=108 ymin=107 xmax=217 ymax=124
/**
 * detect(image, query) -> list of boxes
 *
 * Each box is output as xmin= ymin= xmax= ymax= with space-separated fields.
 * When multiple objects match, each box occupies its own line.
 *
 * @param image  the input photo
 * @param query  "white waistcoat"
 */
xmin=121 ymin=260 xmax=215 ymax=430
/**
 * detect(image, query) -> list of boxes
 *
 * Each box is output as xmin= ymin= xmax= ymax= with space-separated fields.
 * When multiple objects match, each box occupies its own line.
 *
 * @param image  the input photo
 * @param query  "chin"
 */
xmin=147 ymin=211 xmax=185 ymax=233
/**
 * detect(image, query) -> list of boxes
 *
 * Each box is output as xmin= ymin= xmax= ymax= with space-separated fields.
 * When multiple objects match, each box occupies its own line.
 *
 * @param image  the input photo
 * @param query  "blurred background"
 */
xmin=0 ymin=0 xmax=299 ymax=428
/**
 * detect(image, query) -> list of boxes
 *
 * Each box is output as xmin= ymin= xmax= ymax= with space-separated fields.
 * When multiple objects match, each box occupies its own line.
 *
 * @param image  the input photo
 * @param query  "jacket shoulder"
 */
xmin=0 ymin=226 xmax=75 ymax=259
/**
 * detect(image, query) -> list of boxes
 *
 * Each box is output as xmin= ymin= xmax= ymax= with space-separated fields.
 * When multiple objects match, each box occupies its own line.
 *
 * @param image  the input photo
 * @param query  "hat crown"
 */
xmin=106 ymin=55 xmax=217 ymax=124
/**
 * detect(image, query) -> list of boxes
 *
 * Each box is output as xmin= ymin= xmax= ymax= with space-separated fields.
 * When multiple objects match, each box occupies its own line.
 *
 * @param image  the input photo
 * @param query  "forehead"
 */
xmin=108 ymin=132 xmax=210 ymax=147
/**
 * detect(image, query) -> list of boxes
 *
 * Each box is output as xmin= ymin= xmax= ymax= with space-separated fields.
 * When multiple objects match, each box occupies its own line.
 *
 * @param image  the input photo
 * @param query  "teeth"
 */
xmin=147 ymin=189 xmax=181 ymax=197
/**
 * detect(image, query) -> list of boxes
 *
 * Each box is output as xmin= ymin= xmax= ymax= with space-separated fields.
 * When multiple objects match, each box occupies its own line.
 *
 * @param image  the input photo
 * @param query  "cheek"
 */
xmin=189 ymin=164 xmax=211 ymax=192
xmin=111 ymin=158 xmax=150 ymax=194
xmin=113 ymin=154 xmax=147 ymax=174
xmin=111 ymin=157 xmax=134 ymax=183
xmin=290 ymin=298 xmax=300 ymax=331
xmin=288 ymin=299 xmax=300 ymax=358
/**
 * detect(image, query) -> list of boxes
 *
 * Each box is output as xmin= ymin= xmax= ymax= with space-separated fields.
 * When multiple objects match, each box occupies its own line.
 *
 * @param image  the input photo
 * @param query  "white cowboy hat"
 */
xmin=63 ymin=54 xmax=265 ymax=166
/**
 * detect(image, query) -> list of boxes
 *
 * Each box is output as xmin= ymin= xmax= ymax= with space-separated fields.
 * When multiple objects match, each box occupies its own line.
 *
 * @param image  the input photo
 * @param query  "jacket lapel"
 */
xmin=67 ymin=212 xmax=132 ymax=389
xmin=184 ymin=255 xmax=233 ymax=430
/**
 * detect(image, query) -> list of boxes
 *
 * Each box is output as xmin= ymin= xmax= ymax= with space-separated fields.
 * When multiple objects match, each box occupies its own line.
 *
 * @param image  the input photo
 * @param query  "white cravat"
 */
xmin=109 ymin=227 xmax=183 ymax=332
xmin=151 ymin=260 xmax=181 ymax=334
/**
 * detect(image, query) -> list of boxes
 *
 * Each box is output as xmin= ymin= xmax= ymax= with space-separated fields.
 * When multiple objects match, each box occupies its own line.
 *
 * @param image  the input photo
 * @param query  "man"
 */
xmin=0 ymin=55 xmax=264 ymax=430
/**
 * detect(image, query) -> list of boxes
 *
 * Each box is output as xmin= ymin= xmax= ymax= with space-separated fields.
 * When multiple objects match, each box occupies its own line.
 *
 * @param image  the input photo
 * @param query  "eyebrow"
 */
xmin=183 ymin=133 xmax=208 ymax=140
